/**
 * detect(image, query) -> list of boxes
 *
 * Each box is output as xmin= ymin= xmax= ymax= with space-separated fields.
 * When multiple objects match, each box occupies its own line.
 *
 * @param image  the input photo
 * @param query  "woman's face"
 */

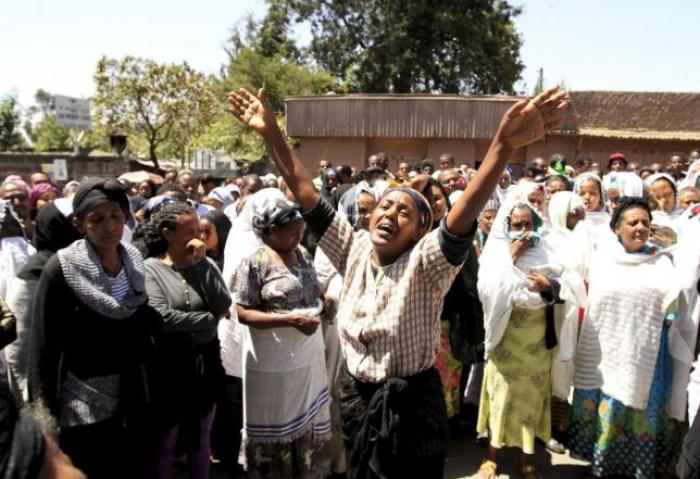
xmin=429 ymin=185 xmax=448 ymax=223
xmin=370 ymin=190 xmax=425 ymax=264
xmin=75 ymin=202 xmax=126 ymax=251
xmin=615 ymin=207 xmax=650 ymax=253
xmin=163 ymin=213 xmax=199 ymax=257
xmin=527 ymin=190 xmax=545 ymax=214
xmin=650 ymin=180 xmax=676 ymax=213
xmin=508 ymin=206 xmax=534 ymax=233
xmin=478 ymin=209 xmax=497 ymax=235
xmin=199 ymin=218 xmax=219 ymax=253
xmin=546 ymin=179 xmax=567 ymax=196
xmin=265 ymin=218 xmax=305 ymax=254
xmin=578 ymin=179 xmax=601 ymax=212
xmin=606 ymin=188 xmax=621 ymax=215
xmin=356 ymin=192 xmax=376 ymax=231
xmin=138 ymin=181 xmax=154 ymax=198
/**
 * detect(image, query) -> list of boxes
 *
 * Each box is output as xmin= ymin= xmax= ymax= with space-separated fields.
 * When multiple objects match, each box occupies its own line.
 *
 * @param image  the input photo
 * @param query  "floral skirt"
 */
xmin=436 ymin=320 xmax=463 ymax=418
xmin=569 ymin=325 xmax=679 ymax=479
xmin=477 ymin=307 xmax=551 ymax=454
xmin=245 ymin=430 xmax=331 ymax=479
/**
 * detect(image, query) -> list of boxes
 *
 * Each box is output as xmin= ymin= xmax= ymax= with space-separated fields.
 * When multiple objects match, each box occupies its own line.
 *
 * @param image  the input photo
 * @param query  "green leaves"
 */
xmin=0 ymin=97 xmax=24 ymax=151
xmin=92 ymin=56 xmax=218 ymax=169
xmin=287 ymin=0 xmax=523 ymax=94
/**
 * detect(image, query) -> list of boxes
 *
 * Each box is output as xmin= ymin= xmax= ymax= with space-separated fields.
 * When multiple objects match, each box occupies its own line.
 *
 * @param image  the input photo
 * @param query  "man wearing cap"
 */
xmin=607 ymin=152 xmax=627 ymax=173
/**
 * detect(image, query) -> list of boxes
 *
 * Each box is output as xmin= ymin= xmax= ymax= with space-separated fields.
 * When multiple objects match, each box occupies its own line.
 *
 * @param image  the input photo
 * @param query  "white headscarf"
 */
xmin=679 ymin=159 xmax=700 ymax=189
xmin=547 ymin=191 xmax=584 ymax=232
xmin=574 ymin=172 xmax=608 ymax=213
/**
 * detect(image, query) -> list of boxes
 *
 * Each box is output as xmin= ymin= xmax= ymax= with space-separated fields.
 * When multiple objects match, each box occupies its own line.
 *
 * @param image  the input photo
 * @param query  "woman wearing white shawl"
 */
xmin=574 ymin=173 xmax=614 ymax=281
xmin=477 ymin=195 xmax=582 ymax=479
xmin=646 ymin=172 xmax=683 ymax=232
xmin=227 ymin=188 xmax=332 ymax=477
xmin=545 ymin=192 xmax=588 ymax=394
xmin=570 ymin=198 xmax=684 ymax=479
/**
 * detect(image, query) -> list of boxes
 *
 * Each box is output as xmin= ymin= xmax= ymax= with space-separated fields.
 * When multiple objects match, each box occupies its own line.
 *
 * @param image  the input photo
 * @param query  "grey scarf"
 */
xmin=57 ymin=239 xmax=147 ymax=319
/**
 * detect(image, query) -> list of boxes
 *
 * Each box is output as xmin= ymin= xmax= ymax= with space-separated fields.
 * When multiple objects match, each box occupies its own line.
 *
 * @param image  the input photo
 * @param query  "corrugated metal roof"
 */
xmin=577 ymin=127 xmax=700 ymax=141
xmin=285 ymin=91 xmax=700 ymax=141
xmin=285 ymin=94 xmax=527 ymax=139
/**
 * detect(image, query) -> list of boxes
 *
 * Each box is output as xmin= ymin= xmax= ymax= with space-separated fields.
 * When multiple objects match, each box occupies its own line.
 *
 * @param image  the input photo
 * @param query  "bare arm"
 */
xmin=446 ymin=86 xmax=570 ymax=236
xmin=228 ymin=88 xmax=320 ymax=212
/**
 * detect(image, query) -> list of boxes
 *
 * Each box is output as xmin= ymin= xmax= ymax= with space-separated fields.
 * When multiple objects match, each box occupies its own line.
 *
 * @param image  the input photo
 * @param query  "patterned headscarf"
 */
xmin=251 ymin=198 xmax=302 ymax=236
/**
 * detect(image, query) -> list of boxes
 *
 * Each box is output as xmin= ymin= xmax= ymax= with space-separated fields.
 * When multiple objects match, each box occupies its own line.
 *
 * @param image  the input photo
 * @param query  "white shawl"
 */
xmin=478 ymin=195 xmax=585 ymax=359
xmin=574 ymin=239 xmax=681 ymax=409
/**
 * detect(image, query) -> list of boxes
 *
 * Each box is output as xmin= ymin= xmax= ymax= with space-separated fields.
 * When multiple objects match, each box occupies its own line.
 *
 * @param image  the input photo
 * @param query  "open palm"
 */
xmin=498 ymin=86 xmax=570 ymax=150
xmin=228 ymin=88 xmax=276 ymax=136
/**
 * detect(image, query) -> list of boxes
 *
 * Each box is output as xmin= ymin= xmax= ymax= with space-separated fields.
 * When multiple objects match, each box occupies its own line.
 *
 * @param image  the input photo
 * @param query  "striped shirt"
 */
xmin=304 ymin=199 xmax=475 ymax=383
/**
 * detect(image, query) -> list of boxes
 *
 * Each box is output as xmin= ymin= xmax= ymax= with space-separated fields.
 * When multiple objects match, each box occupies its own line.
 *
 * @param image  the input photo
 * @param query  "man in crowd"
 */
xmin=396 ymin=162 xmax=411 ymax=183
xmin=313 ymin=160 xmax=331 ymax=190
xmin=177 ymin=169 xmax=199 ymax=201
xmin=0 ymin=181 xmax=30 ymax=229
xmin=628 ymin=161 xmax=641 ymax=176
xmin=667 ymin=154 xmax=686 ymax=181
xmin=438 ymin=168 xmax=462 ymax=195
xmin=438 ymin=153 xmax=455 ymax=170
xmin=29 ymin=172 xmax=51 ymax=187
xmin=200 ymin=173 xmax=218 ymax=196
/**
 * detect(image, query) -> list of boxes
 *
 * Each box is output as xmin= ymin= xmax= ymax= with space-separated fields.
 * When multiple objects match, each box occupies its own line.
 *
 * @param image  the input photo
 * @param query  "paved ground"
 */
xmin=195 ymin=433 xmax=591 ymax=478
xmin=444 ymin=433 xmax=590 ymax=478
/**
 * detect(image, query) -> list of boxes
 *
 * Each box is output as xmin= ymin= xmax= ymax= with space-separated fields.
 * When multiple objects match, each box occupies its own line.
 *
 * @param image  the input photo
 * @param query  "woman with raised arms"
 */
xmin=228 ymin=86 xmax=569 ymax=478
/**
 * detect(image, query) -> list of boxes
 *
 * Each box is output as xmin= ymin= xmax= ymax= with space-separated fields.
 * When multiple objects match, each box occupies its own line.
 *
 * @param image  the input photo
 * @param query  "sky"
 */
xmin=1 ymin=0 xmax=698 ymax=109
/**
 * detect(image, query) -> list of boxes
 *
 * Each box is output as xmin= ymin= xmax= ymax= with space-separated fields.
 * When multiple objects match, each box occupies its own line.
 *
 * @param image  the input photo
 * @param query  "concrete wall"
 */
xmin=0 ymin=152 xmax=126 ymax=183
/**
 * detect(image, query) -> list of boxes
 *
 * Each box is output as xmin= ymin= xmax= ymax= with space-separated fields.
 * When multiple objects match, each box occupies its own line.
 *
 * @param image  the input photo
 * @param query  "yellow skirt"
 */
xmin=476 ymin=307 xmax=551 ymax=454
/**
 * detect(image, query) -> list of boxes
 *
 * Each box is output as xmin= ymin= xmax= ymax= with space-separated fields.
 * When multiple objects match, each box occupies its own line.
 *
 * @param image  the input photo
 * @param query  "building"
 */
xmin=284 ymin=91 xmax=700 ymax=175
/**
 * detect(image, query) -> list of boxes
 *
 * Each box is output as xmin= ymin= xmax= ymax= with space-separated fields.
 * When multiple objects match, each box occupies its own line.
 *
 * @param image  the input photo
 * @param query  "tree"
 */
xmin=193 ymin=9 xmax=338 ymax=160
xmin=285 ymin=0 xmax=523 ymax=94
xmin=92 ymin=56 xmax=219 ymax=170
xmin=0 ymin=97 xmax=23 ymax=151
xmin=32 ymin=114 xmax=71 ymax=151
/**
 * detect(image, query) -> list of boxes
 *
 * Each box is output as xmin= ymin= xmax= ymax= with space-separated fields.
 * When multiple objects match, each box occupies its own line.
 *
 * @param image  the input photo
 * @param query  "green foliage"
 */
xmin=33 ymin=114 xmax=71 ymax=151
xmin=92 ymin=56 xmax=219 ymax=169
xmin=0 ymin=97 xmax=23 ymax=151
xmin=194 ymin=7 xmax=339 ymax=161
xmin=285 ymin=0 xmax=524 ymax=94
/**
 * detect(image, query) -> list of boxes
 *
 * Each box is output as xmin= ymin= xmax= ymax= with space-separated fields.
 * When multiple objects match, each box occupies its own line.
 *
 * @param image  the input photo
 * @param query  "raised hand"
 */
xmin=228 ymin=88 xmax=277 ymax=136
xmin=497 ymin=86 xmax=570 ymax=151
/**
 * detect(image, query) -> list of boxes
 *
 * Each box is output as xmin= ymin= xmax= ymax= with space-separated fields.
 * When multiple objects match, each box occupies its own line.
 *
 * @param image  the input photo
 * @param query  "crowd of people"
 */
xmin=0 ymin=85 xmax=699 ymax=479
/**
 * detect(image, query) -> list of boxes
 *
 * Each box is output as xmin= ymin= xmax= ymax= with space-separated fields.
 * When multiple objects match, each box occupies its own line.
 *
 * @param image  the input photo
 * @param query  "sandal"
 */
xmin=520 ymin=464 xmax=542 ymax=479
xmin=478 ymin=460 xmax=498 ymax=479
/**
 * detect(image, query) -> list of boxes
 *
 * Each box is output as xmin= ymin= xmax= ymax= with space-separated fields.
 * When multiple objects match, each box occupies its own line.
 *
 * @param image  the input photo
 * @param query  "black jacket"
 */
xmin=27 ymin=255 xmax=162 ymax=418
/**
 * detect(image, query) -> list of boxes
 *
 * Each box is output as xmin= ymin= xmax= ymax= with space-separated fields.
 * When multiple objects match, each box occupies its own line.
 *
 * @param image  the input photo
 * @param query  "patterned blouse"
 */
xmin=233 ymin=246 xmax=321 ymax=313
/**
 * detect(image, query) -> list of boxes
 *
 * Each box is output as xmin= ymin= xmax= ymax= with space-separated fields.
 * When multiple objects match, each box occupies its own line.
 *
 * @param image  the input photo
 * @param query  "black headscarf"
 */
xmin=610 ymin=196 xmax=652 ymax=230
xmin=201 ymin=210 xmax=232 ymax=265
xmin=17 ymin=201 xmax=82 ymax=281
xmin=72 ymin=178 xmax=129 ymax=219
xmin=0 ymin=382 xmax=45 ymax=479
